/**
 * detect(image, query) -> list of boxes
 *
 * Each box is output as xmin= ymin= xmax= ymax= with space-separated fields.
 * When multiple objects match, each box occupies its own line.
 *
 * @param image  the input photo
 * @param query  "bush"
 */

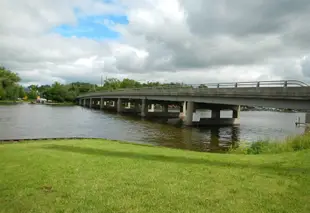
xmin=230 ymin=133 xmax=310 ymax=155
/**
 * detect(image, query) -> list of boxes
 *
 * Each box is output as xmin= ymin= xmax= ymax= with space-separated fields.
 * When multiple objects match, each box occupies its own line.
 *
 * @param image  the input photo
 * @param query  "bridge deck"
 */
xmin=78 ymin=87 xmax=310 ymax=100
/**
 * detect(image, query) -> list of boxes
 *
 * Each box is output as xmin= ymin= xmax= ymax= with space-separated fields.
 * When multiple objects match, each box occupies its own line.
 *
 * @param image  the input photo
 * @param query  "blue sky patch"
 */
xmin=53 ymin=14 xmax=128 ymax=40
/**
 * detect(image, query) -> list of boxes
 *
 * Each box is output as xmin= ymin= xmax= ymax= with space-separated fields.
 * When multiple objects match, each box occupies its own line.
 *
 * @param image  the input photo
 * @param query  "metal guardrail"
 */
xmin=204 ymin=80 xmax=309 ymax=88
xmin=77 ymin=80 xmax=309 ymax=97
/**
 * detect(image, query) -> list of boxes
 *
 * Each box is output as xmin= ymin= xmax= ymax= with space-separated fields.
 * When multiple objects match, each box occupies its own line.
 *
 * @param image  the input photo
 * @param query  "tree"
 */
xmin=38 ymin=85 xmax=51 ymax=98
xmin=102 ymin=78 xmax=121 ymax=90
xmin=120 ymin=78 xmax=141 ymax=88
xmin=28 ymin=85 xmax=38 ymax=92
xmin=198 ymin=84 xmax=208 ymax=89
xmin=27 ymin=90 xmax=38 ymax=100
xmin=27 ymin=84 xmax=39 ymax=100
xmin=1 ymin=66 xmax=193 ymax=103
xmin=18 ymin=86 xmax=26 ymax=98
xmin=0 ymin=67 xmax=23 ymax=100
xmin=0 ymin=86 xmax=6 ymax=99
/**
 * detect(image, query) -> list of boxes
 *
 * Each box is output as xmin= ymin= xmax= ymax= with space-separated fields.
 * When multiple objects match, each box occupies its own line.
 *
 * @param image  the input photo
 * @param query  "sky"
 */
xmin=1 ymin=0 xmax=310 ymax=86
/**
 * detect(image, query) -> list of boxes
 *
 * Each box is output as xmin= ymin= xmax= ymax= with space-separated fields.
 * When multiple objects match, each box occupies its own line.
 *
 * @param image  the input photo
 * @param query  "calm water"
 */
xmin=0 ymin=104 xmax=307 ymax=152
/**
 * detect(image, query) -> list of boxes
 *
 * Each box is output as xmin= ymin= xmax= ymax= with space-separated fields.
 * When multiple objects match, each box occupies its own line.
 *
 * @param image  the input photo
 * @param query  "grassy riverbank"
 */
xmin=231 ymin=133 xmax=310 ymax=154
xmin=0 ymin=100 xmax=23 ymax=105
xmin=1 ymin=139 xmax=309 ymax=213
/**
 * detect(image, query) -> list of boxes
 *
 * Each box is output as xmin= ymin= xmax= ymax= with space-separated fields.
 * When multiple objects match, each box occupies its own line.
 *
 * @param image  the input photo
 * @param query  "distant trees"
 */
xmin=31 ymin=78 xmax=196 ymax=102
xmin=1 ymin=66 xmax=202 ymax=103
xmin=198 ymin=84 xmax=208 ymax=89
xmin=0 ymin=67 xmax=25 ymax=100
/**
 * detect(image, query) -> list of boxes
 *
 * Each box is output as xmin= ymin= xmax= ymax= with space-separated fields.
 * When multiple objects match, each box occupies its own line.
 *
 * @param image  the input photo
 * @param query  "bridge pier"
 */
xmin=89 ymin=98 xmax=93 ymax=108
xmin=211 ymin=109 xmax=220 ymax=119
xmin=134 ymin=100 xmax=141 ymax=112
xmin=100 ymin=98 xmax=104 ymax=110
xmin=305 ymin=113 xmax=310 ymax=124
xmin=162 ymin=103 xmax=169 ymax=113
xmin=183 ymin=101 xmax=195 ymax=126
xmin=180 ymin=102 xmax=241 ymax=126
xmin=196 ymin=105 xmax=240 ymax=126
xmin=117 ymin=98 xmax=124 ymax=113
xmin=85 ymin=98 xmax=90 ymax=108
xmin=141 ymin=99 xmax=148 ymax=117
xmin=233 ymin=105 xmax=240 ymax=119
xmin=149 ymin=104 xmax=155 ymax=112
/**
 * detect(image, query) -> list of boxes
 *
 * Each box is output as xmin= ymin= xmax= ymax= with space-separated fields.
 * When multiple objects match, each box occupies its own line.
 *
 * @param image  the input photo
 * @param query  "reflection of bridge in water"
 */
xmin=142 ymin=125 xmax=241 ymax=153
xmin=98 ymin=109 xmax=242 ymax=152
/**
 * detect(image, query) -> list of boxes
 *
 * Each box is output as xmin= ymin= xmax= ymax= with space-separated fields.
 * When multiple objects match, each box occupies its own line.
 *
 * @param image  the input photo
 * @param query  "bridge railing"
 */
xmin=203 ymin=80 xmax=309 ymax=88
xmin=77 ymin=80 xmax=309 ymax=97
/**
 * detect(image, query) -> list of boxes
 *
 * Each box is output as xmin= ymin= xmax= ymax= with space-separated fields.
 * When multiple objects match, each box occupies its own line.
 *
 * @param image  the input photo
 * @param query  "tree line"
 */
xmin=0 ymin=67 xmax=208 ymax=103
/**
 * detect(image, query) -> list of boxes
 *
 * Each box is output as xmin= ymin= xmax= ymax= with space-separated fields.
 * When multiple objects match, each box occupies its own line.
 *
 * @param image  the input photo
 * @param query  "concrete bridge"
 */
xmin=77 ymin=80 xmax=310 ymax=126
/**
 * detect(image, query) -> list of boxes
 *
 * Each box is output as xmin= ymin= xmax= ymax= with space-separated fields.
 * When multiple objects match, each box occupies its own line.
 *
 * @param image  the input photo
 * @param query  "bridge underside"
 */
xmin=79 ymin=97 xmax=241 ymax=126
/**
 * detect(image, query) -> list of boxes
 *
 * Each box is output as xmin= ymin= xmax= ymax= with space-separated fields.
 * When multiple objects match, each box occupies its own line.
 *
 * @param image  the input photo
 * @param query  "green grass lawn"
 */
xmin=1 ymin=139 xmax=310 ymax=213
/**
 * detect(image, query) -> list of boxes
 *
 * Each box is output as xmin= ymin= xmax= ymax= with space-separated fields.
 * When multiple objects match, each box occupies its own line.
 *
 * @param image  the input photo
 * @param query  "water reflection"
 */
xmin=0 ymin=104 xmax=307 ymax=152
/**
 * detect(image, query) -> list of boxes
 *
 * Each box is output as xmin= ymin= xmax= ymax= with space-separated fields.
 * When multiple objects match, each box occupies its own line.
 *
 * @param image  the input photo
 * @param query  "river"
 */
xmin=0 ymin=104 xmax=307 ymax=152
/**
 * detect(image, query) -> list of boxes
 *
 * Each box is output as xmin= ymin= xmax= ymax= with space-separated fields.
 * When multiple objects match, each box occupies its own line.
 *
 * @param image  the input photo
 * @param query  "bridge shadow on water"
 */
xmin=41 ymin=144 xmax=309 ymax=176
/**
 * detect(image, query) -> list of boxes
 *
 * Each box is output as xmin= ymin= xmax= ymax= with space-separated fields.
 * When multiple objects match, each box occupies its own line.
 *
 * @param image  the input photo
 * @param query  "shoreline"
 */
xmin=0 ymin=137 xmax=109 ymax=143
xmin=2 ymin=132 xmax=310 ymax=155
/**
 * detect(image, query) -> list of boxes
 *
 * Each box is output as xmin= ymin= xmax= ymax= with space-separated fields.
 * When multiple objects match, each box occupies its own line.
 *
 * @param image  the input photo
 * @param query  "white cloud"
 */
xmin=0 ymin=0 xmax=310 ymax=86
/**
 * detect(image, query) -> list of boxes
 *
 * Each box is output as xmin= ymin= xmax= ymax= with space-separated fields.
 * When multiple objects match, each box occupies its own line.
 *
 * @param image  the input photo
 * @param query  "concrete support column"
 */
xmin=182 ymin=101 xmax=187 ymax=115
xmin=184 ymin=101 xmax=194 ymax=126
xmin=211 ymin=109 xmax=221 ymax=119
xmin=79 ymin=99 xmax=82 ymax=105
xmin=135 ymin=100 xmax=140 ymax=112
xmin=149 ymin=104 xmax=155 ymax=112
xmin=305 ymin=113 xmax=310 ymax=124
xmin=89 ymin=98 xmax=93 ymax=108
xmin=162 ymin=103 xmax=169 ymax=113
xmin=117 ymin=98 xmax=123 ymax=113
xmin=100 ymin=97 xmax=104 ymax=110
xmin=232 ymin=105 xmax=240 ymax=119
xmin=141 ymin=99 xmax=148 ymax=117
xmin=127 ymin=102 xmax=131 ymax=109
